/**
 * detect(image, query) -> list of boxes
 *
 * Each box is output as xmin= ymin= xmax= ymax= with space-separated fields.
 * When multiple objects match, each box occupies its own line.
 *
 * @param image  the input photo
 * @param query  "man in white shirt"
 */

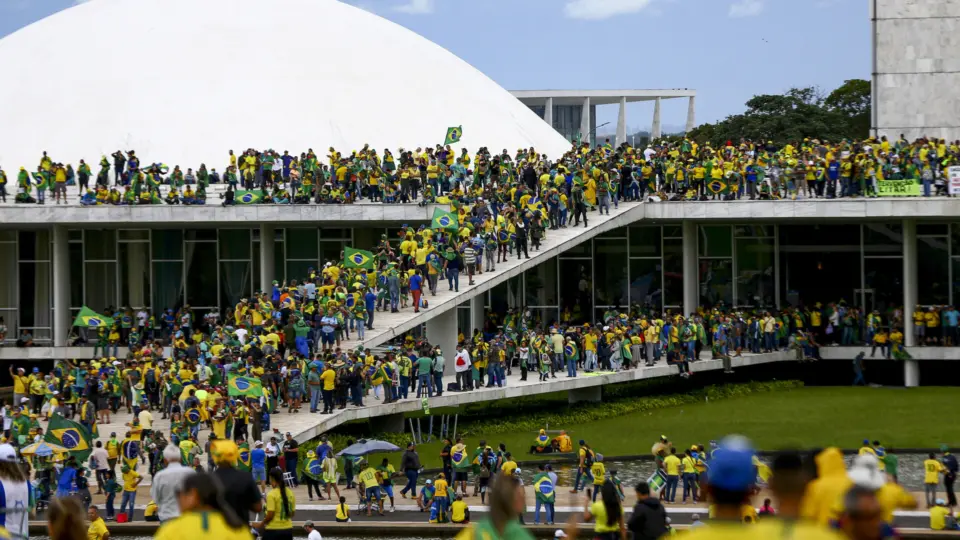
xmin=151 ymin=444 xmax=195 ymax=522
xmin=89 ymin=441 xmax=110 ymax=494
xmin=304 ymin=521 xmax=323 ymax=540
xmin=235 ymin=326 xmax=248 ymax=345
xmin=454 ymin=346 xmax=472 ymax=391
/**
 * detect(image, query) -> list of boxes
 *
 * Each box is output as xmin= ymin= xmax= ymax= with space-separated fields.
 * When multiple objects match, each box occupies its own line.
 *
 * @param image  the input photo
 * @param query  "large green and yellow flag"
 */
xmin=344 ymin=247 xmax=375 ymax=270
xmin=72 ymin=306 xmax=114 ymax=328
xmin=431 ymin=208 xmax=459 ymax=232
xmin=237 ymin=442 xmax=252 ymax=472
xmin=228 ymin=374 xmax=263 ymax=398
xmin=444 ymin=126 xmax=463 ymax=145
xmin=45 ymin=414 xmax=93 ymax=461
xmin=706 ymin=178 xmax=729 ymax=196
xmin=235 ymin=189 xmax=265 ymax=205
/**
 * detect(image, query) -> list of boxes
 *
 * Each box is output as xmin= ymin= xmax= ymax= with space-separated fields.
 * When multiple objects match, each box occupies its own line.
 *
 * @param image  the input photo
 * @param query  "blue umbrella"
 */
xmin=336 ymin=439 xmax=401 ymax=457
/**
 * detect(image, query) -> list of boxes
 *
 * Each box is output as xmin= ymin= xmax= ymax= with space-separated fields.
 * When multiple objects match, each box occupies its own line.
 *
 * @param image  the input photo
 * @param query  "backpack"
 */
xmin=145 ymin=369 xmax=157 ymax=385
xmin=583 ymin=448 xmax=596 ymax=467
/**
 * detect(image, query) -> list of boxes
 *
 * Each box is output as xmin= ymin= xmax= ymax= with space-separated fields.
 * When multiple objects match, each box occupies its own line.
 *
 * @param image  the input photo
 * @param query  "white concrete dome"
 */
xmin=0 ymin=0 xmax=569 ymax=171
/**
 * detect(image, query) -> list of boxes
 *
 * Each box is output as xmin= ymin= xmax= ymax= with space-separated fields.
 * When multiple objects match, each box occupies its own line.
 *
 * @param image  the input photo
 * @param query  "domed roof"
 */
xmin=0 ymin=0 xmax=569 ymax=170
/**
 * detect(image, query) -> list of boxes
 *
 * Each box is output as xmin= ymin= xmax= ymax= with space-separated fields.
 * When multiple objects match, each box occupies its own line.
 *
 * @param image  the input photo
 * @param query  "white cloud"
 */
xmin=563 ymin=0 xmax=654 ymax=20
xmin=394 ymin=0 xmax=434 ymax=14
xmin=728 ymin=0 xmax=764 ymax=17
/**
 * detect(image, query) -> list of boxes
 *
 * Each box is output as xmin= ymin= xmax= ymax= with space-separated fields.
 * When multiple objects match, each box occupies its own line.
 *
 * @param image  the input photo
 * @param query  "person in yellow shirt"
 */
xmin=590 ymin=454 xmax=606 ymax=501
xmin=87 ymin=505 xmax=109 ymax=540
xmin=154 ymin=472 xmax=251 ymax=540
xmin=358 ymin=461 xmax=385 ymax=517
xmin=662 ymin=448 xmax=681 ymax=503
xmin=433 ymin=473 xmax=450 ymax=517
xmin=255 ymin=469 xmax=295 ymax=536
xmin=450 ymin=493 xmax=470 ymax=524
xmin=929 ymin=499 xmax=956 ymax=530
xmin=681 ymin=448 xmax=699 ymax=503
xmin=8 ymin=367 xmax=29 ymax=407
xmin=500 ymin=453 xmax=518 ymax=476
xmin=924 ymin=452 xmax=946 ymax=507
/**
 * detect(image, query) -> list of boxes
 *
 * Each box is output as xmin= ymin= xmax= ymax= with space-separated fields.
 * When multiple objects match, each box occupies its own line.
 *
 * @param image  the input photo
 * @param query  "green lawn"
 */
xmin=371 ymin=387 xmax=960 ymax=469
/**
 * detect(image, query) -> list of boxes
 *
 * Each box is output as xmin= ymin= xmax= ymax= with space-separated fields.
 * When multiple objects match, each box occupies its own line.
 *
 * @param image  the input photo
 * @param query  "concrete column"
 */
xmin=580 ymin=97 xmax=591 ymax=146
xmin=544 ymin=97 xmax=554 ymax=128
xmin=652 ymin=97 xmax=662 ymax=141
xmin=682 ymin=221 xmax=698 ymax=317
xmin=568 ymin=386 xmax=601 ymax=404
xmin=902 ymin=219 xmax=919 ymax=386
xmin=426 ymin=307 xmax=459 ymax=378
xmin=470 ymin=295 xmax=485 ymax=335
xmin=685 ymin=96 xmax=696 ymax=133
xmin=260 ymin=224 xmax=276 ymax=294
xmin=53 ymin=225 xmax=70 ymax=348
xmin=616 ymin=96 xmax=627 ymax=147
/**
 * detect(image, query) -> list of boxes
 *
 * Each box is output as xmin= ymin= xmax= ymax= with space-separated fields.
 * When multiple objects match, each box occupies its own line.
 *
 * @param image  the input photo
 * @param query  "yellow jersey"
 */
xmin=591 ymin=462 xmax=606 ymax=485
xmin=435 ymin=478 xmax=449 ymax=497
xmin=924 ymin=459 xmax=944 ymax=484
xmin=88 ymin=517 xmax=109 ymax=540
xmin=155 ymin=511 xmax=251 ymax=540
xmin=663 ymin=454 xmax=681 ymax=476
xmin=683 ymin=520 xmax=846 ymax=540
xmin=265 ymin=487 xmax=295 ymax=530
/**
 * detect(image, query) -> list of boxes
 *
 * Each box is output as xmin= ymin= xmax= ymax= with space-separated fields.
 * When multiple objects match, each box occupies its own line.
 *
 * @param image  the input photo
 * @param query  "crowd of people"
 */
xmin=2 ymin=134 xmax=958 ymax=206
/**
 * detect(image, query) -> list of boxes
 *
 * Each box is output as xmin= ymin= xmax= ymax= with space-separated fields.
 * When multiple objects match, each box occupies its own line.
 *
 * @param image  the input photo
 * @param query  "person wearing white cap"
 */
xmin=554 ymin=530 xmax=567 ymax=538
xmin=0 ymin=443 xmax=30 ymax=540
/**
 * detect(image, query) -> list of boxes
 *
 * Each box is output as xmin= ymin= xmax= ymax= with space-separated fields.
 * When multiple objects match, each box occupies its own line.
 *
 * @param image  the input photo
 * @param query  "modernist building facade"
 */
xmin=0 ymin=202 xmax=955 ymax=364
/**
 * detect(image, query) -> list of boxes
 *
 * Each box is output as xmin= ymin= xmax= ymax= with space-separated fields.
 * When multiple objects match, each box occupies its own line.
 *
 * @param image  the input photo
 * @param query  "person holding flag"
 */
xmin=533 ymin=463 xmax=556 ymax=525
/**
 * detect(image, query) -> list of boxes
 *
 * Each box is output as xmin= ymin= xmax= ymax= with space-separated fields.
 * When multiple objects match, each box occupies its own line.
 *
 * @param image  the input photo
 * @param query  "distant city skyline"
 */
xmin=0 ymin=0 xmax=868 ymax=130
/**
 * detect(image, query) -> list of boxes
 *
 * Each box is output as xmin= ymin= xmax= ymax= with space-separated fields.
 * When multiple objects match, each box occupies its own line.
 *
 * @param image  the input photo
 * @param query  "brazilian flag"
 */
xmin=444 ymin=126 xmax=463 ymax=145
xmin=228 ymin=374 xmax=263 ymax=398
xmin=706 ymin=178 xmax=729 ymax=195
xmin=45 ymin=414 xmax=93 ymax=461
xmin=235 ymin=189 xmax=265 ymax=205
xmin=302 ymin=455 xmax=323 ymax=481
xmin=344 ymin=247 xmax=375 ymax=270
xmin=120 ymin=437 xmax=140 ymax=470
xmin=533 ymin=473 xmax=556 ymax=502
xmin=564 ymin=342 xmax=578 ymax=360
xmin=72 ymin=306 xmax=114 ymax=328
xmin=184 ymin=406 xmax=203 ymax=427
xmin=238 ymin=442 xmax=251 ymax=472
xmin=431 ymin=208 xmax=459 ymax=232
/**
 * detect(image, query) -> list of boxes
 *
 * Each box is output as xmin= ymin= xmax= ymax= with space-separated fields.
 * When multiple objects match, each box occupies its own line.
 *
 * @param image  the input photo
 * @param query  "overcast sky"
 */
xmin=0 ymin=0 xmax=869 ymax=132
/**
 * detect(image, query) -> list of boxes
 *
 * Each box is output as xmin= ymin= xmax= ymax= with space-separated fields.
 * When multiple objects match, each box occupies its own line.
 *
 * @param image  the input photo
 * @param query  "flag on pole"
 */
xmin=72 ymin=306 xmax=114 ymax=328
xmin=235 ymin=189 xmax=265 ymax=205
xmin=228 ymin=374 xmax=264 ymax=398
xmin=431 ymin=208 xmax=459 ymax=232
xmin=343 ymin=247 xmax=375 ymax=270
xmin=45 ymin=414 xmax=93 ymax=461
xmin=444 ymin=126 xmax=463 ymax=145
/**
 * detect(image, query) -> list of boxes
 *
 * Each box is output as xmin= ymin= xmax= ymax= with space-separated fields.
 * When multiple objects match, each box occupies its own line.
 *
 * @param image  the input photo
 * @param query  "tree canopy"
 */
xmin=688 ymin=79 xmax=871 ymax=147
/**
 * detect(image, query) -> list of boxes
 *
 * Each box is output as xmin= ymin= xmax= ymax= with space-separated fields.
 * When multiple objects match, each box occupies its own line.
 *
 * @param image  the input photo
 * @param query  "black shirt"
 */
xmin=214 ymin=465 xmax=261 ymax=525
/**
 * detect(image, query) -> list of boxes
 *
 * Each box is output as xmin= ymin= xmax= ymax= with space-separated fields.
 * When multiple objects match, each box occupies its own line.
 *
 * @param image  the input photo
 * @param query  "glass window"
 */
xmin=594 ymin=240 xmax=628 ymax=307
xmin=779 ymin=224 xmax=859 ymax=247
xmin=286 ymin=228 xmax=319 ymax=260
xmin=152 ymin=230 xmax=183 ymax=260
xmin=118 ymin=230 xmax=149 ymax=241
xmin=781 ymin=251 xmax=860 ymax=308
xmin=863 ymin=224 xmax=902 ymax=255
xmin=662 ymin=239 xmax=684 ymax=308
xmin=629 ymin=226 xmax=661 ymax=257
xmin=598 ymin=226 xmax=627 ymax=239
xmin=489 ymin=275 xmax=522 ymax=316
xmin=698 ymin=226 xmax=732 ymax=258
xmin=320 ymin=228 xmax=351 ymax=240
xmin=528 ymin=308 xmax=560 ymax=329
xmin=273 ymin=241 xmax=285 ymax=283
xmin=735 ymin=225 xmax=774 ymax=238
xmin=18 ymin=230 xmax=50 ymax=261
xmin=524 ymin=256 xmax=558 ymax=306
xmin=18 ymin=262 xmax=51 ymax=329
xmin=629 ymin=258 xmax=662 ymax=312
xmin=699 ymin=258 xmax=733 ymax=308
xmin=319 ymin=242 xmax=345 ymax=266
xmin=68 ymin=230 xmax=82 ymax=241
xmin=253 ymin=242 xmax=261 ymax=294
xmin=69 ymin=242 xmax=83 ymax=308
xmin=285 ymin=261 xmax=315 ymax=283
xmin=220 ymin=261 xmax=253 ymax=309
xmin=559 ymin=259 xmax=592 ymax=323
xmin=917 ymin=224 xmax=947 ymax=236
xmin=219 ymin=229 xmax=251 ymax=260
xmin=84 ymin=262 xmax=117 ymax=312
xmin=185 ymin=229 xmax=217 ymax=241
xmin=0 ymin=243 xmax=17 ymax=308
xmin=84 ymin=230 xmax=117 ymax=260
xmin=119 ymin=243 xmax=150 ymax=308
xmin=457 ymin=307 xmax=471 ymax=336
xmin=185 ymin=242 xmax=218 ymax=307
xmin=152 ymin=261 xmax=184 ymax=311
xmin=663 ymin=225 xmax=683 ymax=239
xmin=736 ymin=238 xmax=775 ymax=308
xmin=918 ymin=236 xmax=949 ymax=306
xmin=864 ymin=257 xmax=903 ymax=313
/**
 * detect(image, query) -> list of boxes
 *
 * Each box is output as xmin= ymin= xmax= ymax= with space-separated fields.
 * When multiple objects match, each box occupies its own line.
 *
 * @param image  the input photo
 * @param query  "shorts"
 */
xmin=98 ymin=398 xmax=109 ymax=410
xmin=321 ymin=333 xmax=335 ymax=345
xmin=364 ymin=486 xmax=381 ymax=502
xmin=253 ymin=467 xmax=266 ymax=482
xmin=381 ymin=484 xmax=394 ymax=498
xmin=288 ymin=388 xmax=302 ymax=400
xmin=454 ymin=471 xmax=468 ymax=482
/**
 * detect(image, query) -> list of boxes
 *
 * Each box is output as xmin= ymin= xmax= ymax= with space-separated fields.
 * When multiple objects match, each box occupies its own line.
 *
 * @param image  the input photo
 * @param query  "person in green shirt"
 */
xmin=416 ymin=356 xmax=433 ymax=398
xmin=397 ymin=355 xmax=412 ymax=400
xmin=883 ymin=451 xmax=899 ymax=483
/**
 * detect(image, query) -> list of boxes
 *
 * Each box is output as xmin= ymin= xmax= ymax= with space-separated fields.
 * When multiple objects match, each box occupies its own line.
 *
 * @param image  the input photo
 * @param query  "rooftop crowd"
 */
xmin=1 ymin=134 xmax=957 ymax=206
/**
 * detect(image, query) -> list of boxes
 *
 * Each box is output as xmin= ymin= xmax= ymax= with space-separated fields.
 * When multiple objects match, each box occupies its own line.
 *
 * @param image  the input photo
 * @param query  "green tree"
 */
xmin=688 ymin=80 xmax=871 ymax=147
